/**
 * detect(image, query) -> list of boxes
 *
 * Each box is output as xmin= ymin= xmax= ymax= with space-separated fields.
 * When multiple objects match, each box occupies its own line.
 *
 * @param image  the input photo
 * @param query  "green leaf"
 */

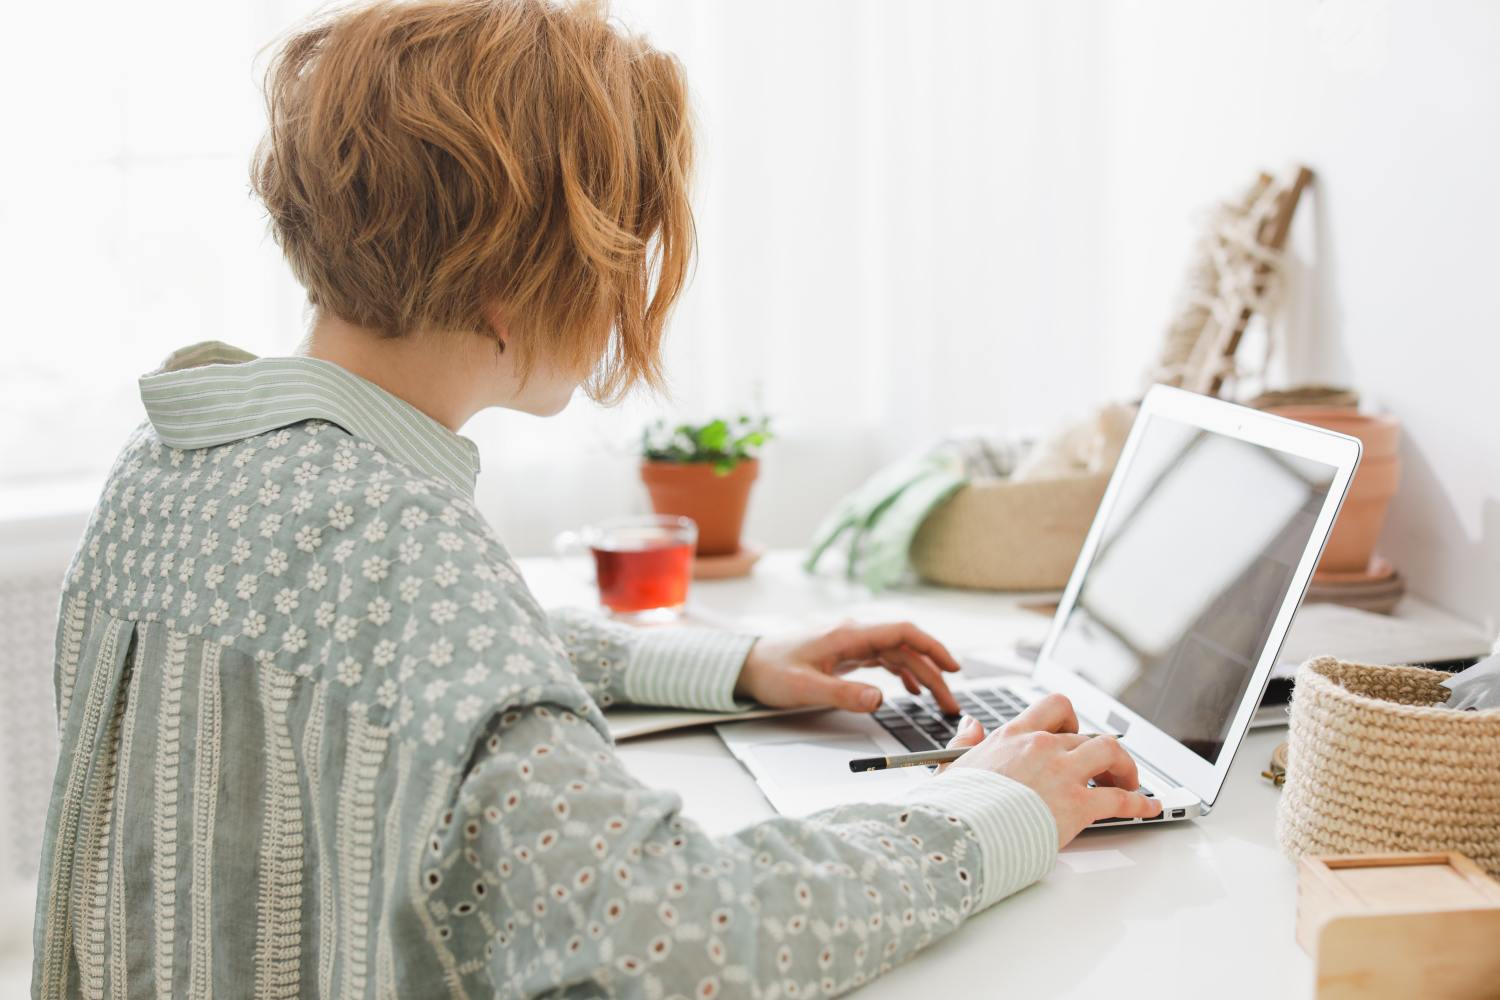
xmin=697 ymin=420 xmax=730 ymax=453
xmin=639 ymin=413 xmax=774 ymax=464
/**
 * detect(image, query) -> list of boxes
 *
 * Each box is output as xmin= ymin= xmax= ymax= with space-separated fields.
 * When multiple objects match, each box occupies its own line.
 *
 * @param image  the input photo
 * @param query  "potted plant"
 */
xmin=1265 ymin=404 xmax=1401 ymax=576
xmin=640 ymin=415 xmax=771 ymax=557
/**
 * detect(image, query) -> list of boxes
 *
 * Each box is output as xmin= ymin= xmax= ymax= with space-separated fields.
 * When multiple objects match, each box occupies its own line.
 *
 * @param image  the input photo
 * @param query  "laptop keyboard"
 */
xmin=872 ymin=686 xmax=1029 ymax=752
xmin=872 ymin=684 xmax=1164 ymax=825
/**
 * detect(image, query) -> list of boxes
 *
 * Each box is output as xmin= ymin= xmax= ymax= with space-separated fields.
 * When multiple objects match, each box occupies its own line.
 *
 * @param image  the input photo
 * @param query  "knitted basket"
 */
xmin=1276 ymin=657 xmax=1500 ymax=876
xmin=908 ymin=472 xmax=1109 ymax=591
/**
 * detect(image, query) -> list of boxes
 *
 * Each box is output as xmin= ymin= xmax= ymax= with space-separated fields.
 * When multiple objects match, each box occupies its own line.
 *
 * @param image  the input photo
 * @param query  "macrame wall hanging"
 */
xmin=1149 ymin=165 xmax=1313 ymax=400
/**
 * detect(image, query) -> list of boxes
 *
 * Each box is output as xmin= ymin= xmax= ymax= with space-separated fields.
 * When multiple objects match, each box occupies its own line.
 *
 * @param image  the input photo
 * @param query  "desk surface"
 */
xmin=521 ymin=551 xmax=1312 ymax=998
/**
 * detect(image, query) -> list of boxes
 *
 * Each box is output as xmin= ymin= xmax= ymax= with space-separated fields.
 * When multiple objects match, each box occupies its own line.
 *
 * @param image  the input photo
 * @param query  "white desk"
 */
xmin=520 ymin=551 xmax=1312 ymax=998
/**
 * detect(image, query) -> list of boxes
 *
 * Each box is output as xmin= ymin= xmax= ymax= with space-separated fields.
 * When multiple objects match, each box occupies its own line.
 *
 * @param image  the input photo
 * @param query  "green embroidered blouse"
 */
xmin=32 ymin=343 xmax=1057 ymax=999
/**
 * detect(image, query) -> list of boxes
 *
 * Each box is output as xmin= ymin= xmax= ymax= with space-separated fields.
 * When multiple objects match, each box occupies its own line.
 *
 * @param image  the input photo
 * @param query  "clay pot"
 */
xmin=640 ymin=459 xmax=758 ymax=557
xmin=1268 ymin=406 xmax=1401 ymax=575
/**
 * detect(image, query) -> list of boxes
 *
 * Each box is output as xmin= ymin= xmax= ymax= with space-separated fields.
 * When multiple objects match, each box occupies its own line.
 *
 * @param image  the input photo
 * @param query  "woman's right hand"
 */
xmin=944 ymin=693 xmax=1162 ymax=848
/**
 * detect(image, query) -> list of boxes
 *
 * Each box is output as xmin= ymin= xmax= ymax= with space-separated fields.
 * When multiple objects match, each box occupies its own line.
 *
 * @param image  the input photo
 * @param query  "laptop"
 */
xmin=717 ymin=385 xmax=1361 ymax=823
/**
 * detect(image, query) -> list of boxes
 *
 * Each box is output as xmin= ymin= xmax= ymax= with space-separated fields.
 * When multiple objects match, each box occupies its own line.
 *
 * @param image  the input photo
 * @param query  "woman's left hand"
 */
xmin=734 ymin=621 xmax=962 ymax=714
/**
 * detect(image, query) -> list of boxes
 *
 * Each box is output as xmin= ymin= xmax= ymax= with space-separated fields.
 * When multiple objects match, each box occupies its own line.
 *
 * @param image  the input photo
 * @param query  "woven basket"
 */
xmin=908 ymin=472 xmax=1109 ymax=591
xmin=1276 ymin=657 xmax=1500 ymax=876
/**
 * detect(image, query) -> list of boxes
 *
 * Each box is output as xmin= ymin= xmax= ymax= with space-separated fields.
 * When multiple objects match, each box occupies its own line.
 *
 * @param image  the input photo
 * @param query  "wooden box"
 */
xmin=1297 ymin=852 xmax=1500 ymax=1000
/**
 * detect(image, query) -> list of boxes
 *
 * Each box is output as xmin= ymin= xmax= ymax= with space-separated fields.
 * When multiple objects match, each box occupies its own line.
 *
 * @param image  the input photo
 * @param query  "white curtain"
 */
xmin=1 ymin=0 xmax=1120 ymax=555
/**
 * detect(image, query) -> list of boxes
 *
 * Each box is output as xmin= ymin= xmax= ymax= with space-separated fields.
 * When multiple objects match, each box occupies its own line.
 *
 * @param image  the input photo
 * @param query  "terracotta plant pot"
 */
xmin=1268 ymin=406 xmax=1401 ymax=575
xmin=640 ymin=459 xmax=758 ymax=557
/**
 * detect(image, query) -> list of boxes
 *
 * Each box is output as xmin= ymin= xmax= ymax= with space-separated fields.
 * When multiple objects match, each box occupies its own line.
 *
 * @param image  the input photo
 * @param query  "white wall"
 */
xmin=1092 ymin=0 xmax=1500 ymax=634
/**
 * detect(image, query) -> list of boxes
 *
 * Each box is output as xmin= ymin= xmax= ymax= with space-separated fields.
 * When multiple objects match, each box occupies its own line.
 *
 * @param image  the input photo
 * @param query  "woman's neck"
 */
xmin=297 ymin=313 xmax=497 ymax=432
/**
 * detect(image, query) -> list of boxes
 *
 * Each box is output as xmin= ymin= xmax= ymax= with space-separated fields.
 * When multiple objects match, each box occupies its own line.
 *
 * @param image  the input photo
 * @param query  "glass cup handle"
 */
xmin=552 ymin=529 xmax=584 ymax=558
xmin=552 ymin=528 xmax=597 ymax=586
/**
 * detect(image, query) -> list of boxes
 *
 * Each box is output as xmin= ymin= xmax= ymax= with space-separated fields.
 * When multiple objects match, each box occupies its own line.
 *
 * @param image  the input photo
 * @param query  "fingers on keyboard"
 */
xmin=879 ymin=685 xmax=1033 ymax=754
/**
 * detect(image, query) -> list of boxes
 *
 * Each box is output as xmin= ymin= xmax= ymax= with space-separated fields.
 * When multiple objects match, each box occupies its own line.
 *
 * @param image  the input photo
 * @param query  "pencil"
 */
xmin=848 ymin=733 xmax=1119 ymax=773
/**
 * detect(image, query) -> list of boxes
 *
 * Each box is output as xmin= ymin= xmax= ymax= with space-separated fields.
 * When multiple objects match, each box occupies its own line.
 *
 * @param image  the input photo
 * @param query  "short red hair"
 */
xmin=251 ymin=0 xmax=694 ymax=401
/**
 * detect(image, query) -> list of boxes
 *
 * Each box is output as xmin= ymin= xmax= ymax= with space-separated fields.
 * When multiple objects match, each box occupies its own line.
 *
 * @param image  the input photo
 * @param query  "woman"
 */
xmin=32 ymin=2 xmax=1157 ymax=997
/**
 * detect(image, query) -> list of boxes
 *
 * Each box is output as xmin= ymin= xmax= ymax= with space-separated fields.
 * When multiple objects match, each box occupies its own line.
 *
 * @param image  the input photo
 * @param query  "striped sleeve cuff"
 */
xmin=905 ymin=769 xmax=1058 ymax=911
xmin=623 ymin=628 xmax=758 ymax=712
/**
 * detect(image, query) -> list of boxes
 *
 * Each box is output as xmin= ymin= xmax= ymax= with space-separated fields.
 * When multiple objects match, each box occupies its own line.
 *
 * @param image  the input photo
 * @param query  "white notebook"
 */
xmin=1273 ymin=602 xmax=1492 ymax=678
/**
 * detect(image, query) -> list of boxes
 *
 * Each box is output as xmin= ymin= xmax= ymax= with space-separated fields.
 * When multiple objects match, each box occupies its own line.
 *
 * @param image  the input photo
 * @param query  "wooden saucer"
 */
xmin=693 ymin=541 xmax=764 ymax=580
xmin=1308 ymin=556 xmax=1405 ymax=614
xmin=1313 ymin=555 xmax=1395 ymax=586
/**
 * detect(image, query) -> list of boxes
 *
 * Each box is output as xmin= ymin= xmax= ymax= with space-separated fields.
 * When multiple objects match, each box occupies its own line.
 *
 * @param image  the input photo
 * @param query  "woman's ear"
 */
xmin=480 ymin=301 xmax=510 ymax=354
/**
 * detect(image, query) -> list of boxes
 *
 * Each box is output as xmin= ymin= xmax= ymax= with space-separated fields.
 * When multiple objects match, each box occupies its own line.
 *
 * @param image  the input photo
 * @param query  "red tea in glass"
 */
xmin=560 ymin=515 xmax=697 ymax=622
xmin=592 ymin=540 xmax=692 ymax=617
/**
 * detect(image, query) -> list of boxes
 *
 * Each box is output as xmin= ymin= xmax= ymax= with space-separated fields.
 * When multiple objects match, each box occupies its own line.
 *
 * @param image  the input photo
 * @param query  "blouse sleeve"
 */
xmin=420 ymin=701 xmax=1058 ymax=997
xmin=547 ymin=606 xmax=756 ymax=712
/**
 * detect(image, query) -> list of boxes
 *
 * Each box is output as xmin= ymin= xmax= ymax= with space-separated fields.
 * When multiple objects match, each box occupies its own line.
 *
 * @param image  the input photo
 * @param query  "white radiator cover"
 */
xmin=0 ymin=508 xmax=87 ymax=895
xmin=0 ymin=570 xmax=63 ymax=884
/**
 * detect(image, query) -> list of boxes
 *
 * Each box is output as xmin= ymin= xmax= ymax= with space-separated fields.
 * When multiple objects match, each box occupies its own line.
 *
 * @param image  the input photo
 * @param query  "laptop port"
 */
xmin=1171 ymin=808 xmax=1186 ymax=819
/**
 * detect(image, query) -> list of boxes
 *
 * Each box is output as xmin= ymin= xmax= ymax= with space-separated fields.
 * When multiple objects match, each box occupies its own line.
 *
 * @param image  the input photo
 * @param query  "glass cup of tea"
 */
xmin=554 ymin=515 xmax=697 ymax=623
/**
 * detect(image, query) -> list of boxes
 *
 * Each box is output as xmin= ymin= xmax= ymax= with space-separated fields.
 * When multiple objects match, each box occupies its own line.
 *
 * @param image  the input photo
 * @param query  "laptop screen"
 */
xmin=1048 ymin=412 xmax=1338 ymax=764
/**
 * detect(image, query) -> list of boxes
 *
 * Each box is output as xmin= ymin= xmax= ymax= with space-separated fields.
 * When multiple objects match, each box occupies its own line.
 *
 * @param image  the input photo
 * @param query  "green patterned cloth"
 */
xmin=33 ymin=343 xmax=1057 ymax=998
xmin=803 ymin=454 xmax=967 ymax=591
xmin=804 ymin=431 xmax=1042 ymax=591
